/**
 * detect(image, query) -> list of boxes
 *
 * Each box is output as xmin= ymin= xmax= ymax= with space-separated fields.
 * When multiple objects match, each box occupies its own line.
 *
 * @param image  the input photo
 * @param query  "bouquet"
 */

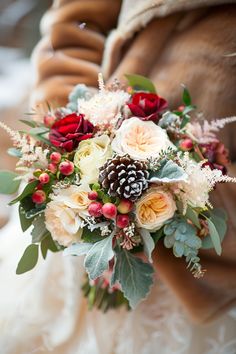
xmin=1 ymin=74 xmax=236 ymax=311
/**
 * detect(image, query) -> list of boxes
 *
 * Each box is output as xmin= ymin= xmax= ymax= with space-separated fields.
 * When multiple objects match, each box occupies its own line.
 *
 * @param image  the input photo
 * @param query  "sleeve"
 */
xmin=30 ymin=0 xmax=121 ymax=109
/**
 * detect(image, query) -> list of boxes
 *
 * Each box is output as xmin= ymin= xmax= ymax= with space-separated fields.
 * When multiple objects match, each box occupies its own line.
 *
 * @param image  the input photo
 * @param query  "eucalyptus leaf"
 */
xmin=203 ymin=216 xmax=222 ymax=255
xmin=41 ymin=234 xmax=60 ymax=259
xmin=185 ymin=206 xmax=201 ymax=229
xmin=0 ymin=170 xmax=21 ymax=195
xmin=31 ymin=213 xmax=48 ymax=243
xmin=149 ymin=160 xmax=188 ymax=183
xmin=139 ymin=228 xmax=155 ymax=263
xmin=9 ymin=180 xmax=38 ymax=205
xmin=84 ymin=234 xmax=114 ymax=280
xmin=202 ymin=210 xmax=227 ymax=252
xmin=111 ymin=249 xmax=154 ymax=309
xmin=125 ymin=74 xmax=156 ymax=93
xmin=16 ymin=244 xmax=39 ymax=274
xmin=18 ymin=205 xmax=33 ymax=232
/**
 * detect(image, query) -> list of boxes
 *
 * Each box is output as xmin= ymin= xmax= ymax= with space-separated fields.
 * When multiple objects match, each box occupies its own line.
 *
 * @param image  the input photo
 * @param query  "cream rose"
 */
xmin=45 ymin=184 xmax=91 ymax=246
xmin=45 ymin=201 xmax=83 ymax=247
xmin=74 ymin=135 xmax=112 ymax=184
xmin=111 ymin=117 xmax=175 ymax=160
xmin=135 ymin=187 xmax=176 ymax=231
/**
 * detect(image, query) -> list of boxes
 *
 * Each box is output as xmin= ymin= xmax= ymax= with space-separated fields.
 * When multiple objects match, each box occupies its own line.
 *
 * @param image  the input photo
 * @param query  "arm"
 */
xmin=31 ymin=0 xmax=121 ymax=109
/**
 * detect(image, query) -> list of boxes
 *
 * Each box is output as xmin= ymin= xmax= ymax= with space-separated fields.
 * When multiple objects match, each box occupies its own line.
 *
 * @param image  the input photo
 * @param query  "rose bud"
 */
xmin=117 ymin=199 xmax=133 ymax=214
xmin=88 ymin=191 xmax=98 ymax=200
xmin=102 ymin=203 xmax=117 ymax=219
xmin=38 ymin=172 xmax=50 ymax=184
xmin=50 ymin=152 xmax=61 ymax=164
xmin=88 ymin=202 xmax=103 ymax=217
xmin=32 ymin=190 xmax=46 ymax=204
xmin=179 ymin=138 xmax=194 ymax=151
xmin=116 ymin=214 xmax=130 ymax=228
xmin=44 ymin=114 xmax=56 ymax=128
xmin=59 ymin=160 xmax=74 ymax=176
xmin=48 ymin=163 xmax=57 ymax=174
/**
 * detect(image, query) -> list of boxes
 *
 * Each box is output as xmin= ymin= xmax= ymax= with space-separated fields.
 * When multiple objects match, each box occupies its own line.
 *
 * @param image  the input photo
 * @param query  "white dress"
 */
xmin=0 ymin=205 xmax=236 ymax=354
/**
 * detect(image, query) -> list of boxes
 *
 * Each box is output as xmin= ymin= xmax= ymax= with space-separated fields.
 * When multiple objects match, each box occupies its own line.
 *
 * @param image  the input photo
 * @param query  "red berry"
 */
xmin=39 ymin=172 xmax=50 ymax=184
xmin=32 ymin=190 xmax=46 ymax=204
xmin=88 ymin=202 xmax=103 ymax=217
xmin=48 ymin=163 xmax=57 ymax=174
xmin=117 ymin=199 xmax=133 ymax=214
xmin=44 ymin=114 xmax=56 ymax=127
xmin=116 ymin=214 xmax=130 ymax=228
xmin=177 ymin=105 xmax=185 ymax=112
xmin=179 ymin=138 xmax=194 ymax=151
xmin=102 ymin=203 xmax=117 ymax=219
xmin=50 ymin=152 xmax=61 ymax=164
xmin=88 ymin=191 xmax=98 ymax=200
xmin=59 ymin=161 xmax=74 ymax=176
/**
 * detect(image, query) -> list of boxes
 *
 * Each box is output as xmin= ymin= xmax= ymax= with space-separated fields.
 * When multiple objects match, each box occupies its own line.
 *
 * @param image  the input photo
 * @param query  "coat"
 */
xmin=31 ymin=0 xmax=236 ymax=324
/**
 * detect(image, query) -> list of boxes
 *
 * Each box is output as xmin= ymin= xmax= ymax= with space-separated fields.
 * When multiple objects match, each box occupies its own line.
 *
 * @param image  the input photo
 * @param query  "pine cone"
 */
xmin=99 ymin=155 xmax=149 ymax=201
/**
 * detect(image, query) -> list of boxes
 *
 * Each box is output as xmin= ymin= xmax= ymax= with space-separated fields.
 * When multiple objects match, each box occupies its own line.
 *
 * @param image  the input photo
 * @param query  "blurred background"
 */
xmin=0 ymin=0 xmax=51 ymax=226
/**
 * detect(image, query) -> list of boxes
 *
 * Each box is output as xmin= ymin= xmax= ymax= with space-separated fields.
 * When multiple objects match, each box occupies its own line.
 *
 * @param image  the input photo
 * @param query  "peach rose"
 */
xmin=111 ymin=117 xmax=175 ymax=160
xmin=135 ymin=187 xmax=176 ymax=231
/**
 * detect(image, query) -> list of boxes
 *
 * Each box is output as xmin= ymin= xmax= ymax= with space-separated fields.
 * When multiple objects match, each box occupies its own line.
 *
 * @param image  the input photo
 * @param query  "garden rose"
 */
xmin=135 ymin=187 xmax=176 ymax=231
xmin=49 ymin=113 xmax=94 ymax=152
xmin=74 ymin=135 xmax=112 ymax=183
xmin=127 ymin=92 xmax=167 ymax=122
xmin=45 ymin=202 xmax=83 ymax=247
xmin=111 ymin=117 xmax=175 ymax=160
xmin=45 ymin=184 xmax=91 ymax=246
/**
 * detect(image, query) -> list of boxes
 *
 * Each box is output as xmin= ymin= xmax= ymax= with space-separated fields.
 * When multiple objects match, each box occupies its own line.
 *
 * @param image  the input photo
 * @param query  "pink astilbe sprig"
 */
xmin=0 ymin=121 xmax=28 ymax=149
xmin=185 ymin=116 xmax=236 ymax=144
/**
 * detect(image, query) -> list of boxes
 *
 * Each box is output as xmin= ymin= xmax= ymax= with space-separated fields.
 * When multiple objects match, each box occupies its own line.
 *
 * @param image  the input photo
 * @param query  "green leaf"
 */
xmin=185 ymin=206 xmax=201 ymax=229
xmin=29 ymin=127 xmax=49 ymax=135
xmin=16 ymin=244 xmax=39 ymax=274
xmin=85 ymin=234 xmax=114 ymax=280
xmin=151 ymin=228 xmax=164 ymax=244
xmin=7 ymin=148 xmax=22 ymax=158
xmin=111 ymin=249 xmax=154 ymax=309
xmin=31 ymin=213 xmax=48 ymax=243
xmin=202 ymin=210 xmax=227 ymax=252
xmin=41 ymin=234 xmax=60 ymax=259
xmin=18 ymin=205 xmax=34 ymax=232
xmin=9 ymin=180 xmax=38 ymax=205
xmin=149 ymin=160 xmax=188 ymax=183
xmin=139 ymin=228 xmax=155 ymax=263
xmin=182 ymin=85 xmax=191 ymax=105
xmin=82 ymin=227 xmax=104 ymax=243
xmin=63 ymin=242 xmax=93 ymax=257
xmin=0 ymin=170 xmax=21 ymax=195
xmin=204 ymin=216 xmax=222 ymax=255
xmin=19 ymin=119 xmax=38 ymax=128
xmin=125 ymin=74 xmax=156 ymax=93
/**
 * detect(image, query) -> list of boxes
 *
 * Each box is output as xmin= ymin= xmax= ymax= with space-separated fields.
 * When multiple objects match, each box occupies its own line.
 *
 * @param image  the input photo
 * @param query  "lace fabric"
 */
xmin=0 ymin=206 xmax=235 ymax=354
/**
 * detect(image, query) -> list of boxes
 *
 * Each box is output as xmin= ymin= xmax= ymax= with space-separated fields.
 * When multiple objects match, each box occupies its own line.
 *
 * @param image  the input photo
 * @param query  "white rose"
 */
xmin=45 ymin=201 xmax=83 ymax=247
xmin=135 ymin=187 xmax=176 ymax=231
xmin=45 ymin=184 xmax=91 ymax=246
xmin=74 ymin=135 xmax=112 ymax=184
xmin=111 ymin=117 xmax=175 ymax=160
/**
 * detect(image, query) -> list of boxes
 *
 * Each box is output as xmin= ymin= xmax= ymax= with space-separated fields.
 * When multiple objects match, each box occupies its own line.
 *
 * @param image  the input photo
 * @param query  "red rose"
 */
xmin=49 ymin=113 xmax=94 ymax=152
xmin=127 ymin=92 xmax=167 ymax=122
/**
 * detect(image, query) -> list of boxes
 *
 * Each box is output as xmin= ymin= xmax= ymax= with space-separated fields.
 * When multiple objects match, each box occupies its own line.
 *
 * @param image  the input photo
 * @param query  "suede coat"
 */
xmin=31 ymin=0 xmax=236 ymax=324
